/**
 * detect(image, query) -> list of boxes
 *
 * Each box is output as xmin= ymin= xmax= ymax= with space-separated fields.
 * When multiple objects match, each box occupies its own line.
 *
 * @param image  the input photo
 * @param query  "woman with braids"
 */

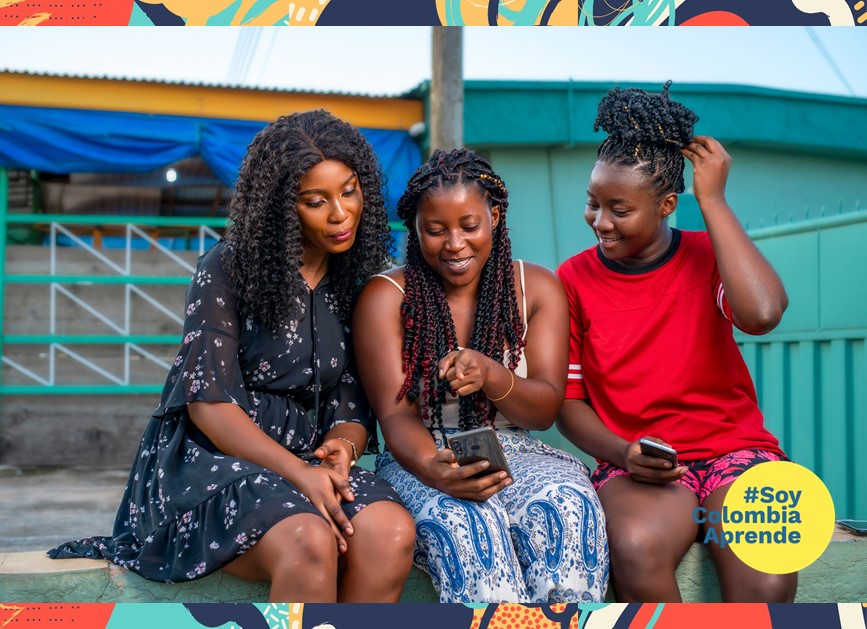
xmin=353 ymin=148 xmax=608 ymax=603
xmin=49 ymin=110 xmax=415 ymax=602
xmin=556 ymin=83 xmax=796 ymax=602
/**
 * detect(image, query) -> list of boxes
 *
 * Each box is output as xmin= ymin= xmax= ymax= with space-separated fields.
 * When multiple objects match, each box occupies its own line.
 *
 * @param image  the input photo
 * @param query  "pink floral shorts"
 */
xmin=590 ymin=448 xmax=788 ymax=503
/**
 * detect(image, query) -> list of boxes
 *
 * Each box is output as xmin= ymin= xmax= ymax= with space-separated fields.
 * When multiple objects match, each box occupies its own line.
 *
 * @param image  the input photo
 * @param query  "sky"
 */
xmin=1 ymin=27 xmax=866 ymax=98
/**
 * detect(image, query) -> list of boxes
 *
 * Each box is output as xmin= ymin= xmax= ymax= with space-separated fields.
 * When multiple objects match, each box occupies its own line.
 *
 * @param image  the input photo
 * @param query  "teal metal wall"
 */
xmin=741 ymin=213 xmax=867 ymax=521
xmin=487 ymin=146 xmax=597 ymax=269
xmin=485 ymin=144 xmax=867 ymax=519
xmin=488 ymin=144 xmax=867 ymax=268
xmin=470 ymin=82 xmax=867 ymax=519
xmin=725 ymin=147 xmax=865 ymax=230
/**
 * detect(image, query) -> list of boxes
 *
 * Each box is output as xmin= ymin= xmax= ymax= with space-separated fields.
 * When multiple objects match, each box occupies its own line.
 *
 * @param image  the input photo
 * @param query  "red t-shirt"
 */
xmin=557 ymin=229 xmax=782 ymax=460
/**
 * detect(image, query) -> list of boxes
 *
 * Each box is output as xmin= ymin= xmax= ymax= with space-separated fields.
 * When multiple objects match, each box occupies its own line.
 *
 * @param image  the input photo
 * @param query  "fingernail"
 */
xmin=481 ymin=461 xmax=490 ymax=468
xmin=504 ymin=478 xmax=512 ymax=486
xmin=346 ymin=525 xmax=354 ymax=534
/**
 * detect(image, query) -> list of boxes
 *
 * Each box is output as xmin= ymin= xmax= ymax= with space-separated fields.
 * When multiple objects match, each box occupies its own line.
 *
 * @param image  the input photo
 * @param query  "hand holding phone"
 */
xmin=447 ymin=426 xmax=513 ymax=480
xmin=638 ymin=437 xmax=678 ymax=466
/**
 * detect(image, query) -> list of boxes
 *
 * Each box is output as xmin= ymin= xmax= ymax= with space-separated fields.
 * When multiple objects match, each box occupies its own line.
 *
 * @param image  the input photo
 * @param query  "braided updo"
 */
xmin=396 ymin=148 xmax=525 ymax=438
xmin=594 ymin=81 xmax=699 ymax=197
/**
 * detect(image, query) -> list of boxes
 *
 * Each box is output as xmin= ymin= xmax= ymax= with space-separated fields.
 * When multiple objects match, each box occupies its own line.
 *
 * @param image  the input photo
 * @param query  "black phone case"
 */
xmin=447 ymin=427 xmax=513 ymax=479
xmin=639 ymin=438 xmax=678 ymax=465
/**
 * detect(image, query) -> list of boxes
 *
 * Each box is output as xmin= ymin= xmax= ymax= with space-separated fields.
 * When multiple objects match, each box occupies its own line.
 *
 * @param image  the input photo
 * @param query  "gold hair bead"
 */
xmin=480 ymin=173 xmax=506 ymax=194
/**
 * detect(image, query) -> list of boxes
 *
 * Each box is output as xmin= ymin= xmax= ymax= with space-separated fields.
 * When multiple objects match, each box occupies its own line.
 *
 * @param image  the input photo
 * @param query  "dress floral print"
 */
xmin=49 ymin=242 xmax=402 ymax=582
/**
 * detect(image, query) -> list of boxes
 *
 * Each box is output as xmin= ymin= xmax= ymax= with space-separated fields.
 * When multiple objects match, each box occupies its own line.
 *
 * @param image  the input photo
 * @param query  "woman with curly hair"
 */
xmin=556 ymin=83 xmax=796 ymax=601
xmin=353 ymin=148 xmax=608 ymax=603
xmin=50 ymin=110 xmax=416 ymax=602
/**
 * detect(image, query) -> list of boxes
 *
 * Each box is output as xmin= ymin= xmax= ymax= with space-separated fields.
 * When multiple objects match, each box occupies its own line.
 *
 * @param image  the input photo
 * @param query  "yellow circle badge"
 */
xmin=715 ymin=461 xmax=835 ymax=574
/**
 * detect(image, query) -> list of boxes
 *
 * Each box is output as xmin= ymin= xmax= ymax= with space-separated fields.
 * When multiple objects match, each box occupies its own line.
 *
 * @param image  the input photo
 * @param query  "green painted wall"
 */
xmin=489 ymin=146 xmax=598 ymax=269
xmin=496 ymin=148 xmax=867 ymax=518
xmin=462 ymin=81 xmax=867 ymax=160
xmin=724 ymin=147 xmax=866 ymax=231
xmin=465 ymin=86 xmax=867 ymax=518
xmin=739 ymin=215 xmax=867 ymax=521
xmin=486 ymin=143 xmax=867 ymax=269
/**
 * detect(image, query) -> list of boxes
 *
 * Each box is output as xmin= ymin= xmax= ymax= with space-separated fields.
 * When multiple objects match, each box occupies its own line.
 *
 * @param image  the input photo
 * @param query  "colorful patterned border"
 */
xmin=0 ymin=0 xmax=865 ymax=25
xmin=2 ymin=602 xmax=867 ymax=628
xmin=1 ymin=0 xmax=863 ymax=626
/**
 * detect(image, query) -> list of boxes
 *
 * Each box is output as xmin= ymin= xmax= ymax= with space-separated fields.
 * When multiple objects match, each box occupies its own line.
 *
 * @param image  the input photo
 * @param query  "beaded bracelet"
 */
xmin=487 ymin=369 xmax=515 ymax=402
xmin=336 ymin=436 xmax=358 ymax=467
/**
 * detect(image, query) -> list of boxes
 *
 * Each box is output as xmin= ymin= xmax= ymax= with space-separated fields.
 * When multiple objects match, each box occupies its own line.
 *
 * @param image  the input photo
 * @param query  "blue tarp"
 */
xmin=0 ymin=104 xmax=421 ymax=217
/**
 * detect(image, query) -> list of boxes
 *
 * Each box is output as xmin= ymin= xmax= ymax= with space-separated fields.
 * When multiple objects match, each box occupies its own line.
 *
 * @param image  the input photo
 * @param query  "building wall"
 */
xmin=740 ymin=214 xmax=867 ymax=521
xmin=485 ymin=144 xmax=867 ymax=269
xmin=724 ymin=147 xmax=866 ymax=230
xmin=482 ymin=142 xmax=867 ymax=519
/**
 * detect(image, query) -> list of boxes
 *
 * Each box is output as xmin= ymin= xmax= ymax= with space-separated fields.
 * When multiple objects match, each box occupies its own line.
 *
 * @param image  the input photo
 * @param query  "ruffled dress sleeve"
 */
xmin=154 ymin=242 xmax=249 ymax=418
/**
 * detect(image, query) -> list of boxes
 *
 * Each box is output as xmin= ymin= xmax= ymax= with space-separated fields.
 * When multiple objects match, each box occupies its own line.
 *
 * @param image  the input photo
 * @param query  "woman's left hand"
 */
xmin=681 ymin=136 xmax=731 ymax=206
xmin=438 ymin=349 xmax=491 ymax=396
xmin=314 ymin=438 xmax=355 ymax=480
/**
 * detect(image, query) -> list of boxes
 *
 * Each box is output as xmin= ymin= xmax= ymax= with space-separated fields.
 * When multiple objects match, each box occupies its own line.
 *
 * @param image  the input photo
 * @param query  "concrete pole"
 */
xmin=430 ymin=27 xmax=464 ymax=153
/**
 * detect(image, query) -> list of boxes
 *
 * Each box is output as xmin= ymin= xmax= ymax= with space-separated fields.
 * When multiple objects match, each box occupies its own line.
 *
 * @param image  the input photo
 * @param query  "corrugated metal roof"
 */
xmin=0 ymin=69 xmax=418 ymax=100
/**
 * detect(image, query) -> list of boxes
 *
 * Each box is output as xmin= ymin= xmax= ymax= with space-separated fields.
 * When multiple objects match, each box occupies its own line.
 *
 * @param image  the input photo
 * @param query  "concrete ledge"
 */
xmin=0 ymin=553 xmax=436 ymax=603
xmin=1 ymin=531 xmax=864 ymax=603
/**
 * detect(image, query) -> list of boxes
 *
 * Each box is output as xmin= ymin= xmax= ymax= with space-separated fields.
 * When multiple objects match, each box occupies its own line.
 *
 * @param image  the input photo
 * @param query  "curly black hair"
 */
xmin=222 ymin=109 xmax=392 ymax=329
xmin=395 ymin=148 xmax=525 ymax=437
xmin=594 ymin=81 xmax=699 ymax=196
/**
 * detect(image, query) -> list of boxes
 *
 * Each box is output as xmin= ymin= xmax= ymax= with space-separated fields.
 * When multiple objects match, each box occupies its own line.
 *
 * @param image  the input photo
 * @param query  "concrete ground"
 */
xmin=0 ymin=466 xmax=126 ymax=553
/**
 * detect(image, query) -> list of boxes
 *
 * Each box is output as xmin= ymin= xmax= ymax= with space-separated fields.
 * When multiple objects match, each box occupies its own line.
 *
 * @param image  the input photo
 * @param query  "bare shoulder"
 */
xmin=378 ymin=266 xmax=406 ymax=287
xmin=515 ymin=261 xmax=565 ymax=299
xmin=356 ymin=267 xmax=406 ymax=312
xmin=513 ymin=261 xmax=566 ymax=326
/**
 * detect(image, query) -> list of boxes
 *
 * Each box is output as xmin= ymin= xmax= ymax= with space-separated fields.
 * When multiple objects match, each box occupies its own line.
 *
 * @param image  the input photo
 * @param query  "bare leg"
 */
xmin=599 ymin=476 xmax=699 ymax=602
xmin=701 ymin=485 xmax=798 ymax=602
xmin=222 ymin=513 xmax=339 ymax=602
xmin=337 ymin=502 xmax=416 ymax=602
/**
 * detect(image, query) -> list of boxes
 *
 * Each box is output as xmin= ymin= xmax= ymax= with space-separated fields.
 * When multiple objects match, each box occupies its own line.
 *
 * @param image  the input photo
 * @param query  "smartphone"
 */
xmin=638 ymin=437 xmax=678 ymax=466
xmin=446 ymin=426 xmax=513 ymax=479
xmin=837 ymin=520 xmax=867 ymax=536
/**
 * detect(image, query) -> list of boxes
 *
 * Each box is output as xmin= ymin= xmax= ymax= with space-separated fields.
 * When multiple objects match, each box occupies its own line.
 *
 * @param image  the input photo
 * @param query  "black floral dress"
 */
xmin=49 ymin=242 xmax=403 ymax=582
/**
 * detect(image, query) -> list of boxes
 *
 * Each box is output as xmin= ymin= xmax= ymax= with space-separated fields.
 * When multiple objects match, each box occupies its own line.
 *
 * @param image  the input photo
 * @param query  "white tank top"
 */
xmin=374 ymin=260 xmax=529 ymax=429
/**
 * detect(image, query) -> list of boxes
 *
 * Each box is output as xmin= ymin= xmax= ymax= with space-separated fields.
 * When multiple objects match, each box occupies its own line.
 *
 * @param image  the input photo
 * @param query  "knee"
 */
xmin=280 ymin=515 xmax=338 ymax=568
xmin=358 ymin=505 xmax=416 ymax=559
xmin=386 ymin=508 xmax=417 ymax=555
xmin=727 ymin=571 xmax=797 ymax=603
xmin=607 ymin=524 xmax=675 ymax=572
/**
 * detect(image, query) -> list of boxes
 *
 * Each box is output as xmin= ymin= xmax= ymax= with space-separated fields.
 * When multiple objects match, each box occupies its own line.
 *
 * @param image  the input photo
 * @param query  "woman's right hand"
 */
xmin=622 ymin=437 xmax=687 ymax=484
xmin=421 ymin=448 xmax=512 ymax=501
xmin=288 ymin=464 xmax=356 ymax=553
